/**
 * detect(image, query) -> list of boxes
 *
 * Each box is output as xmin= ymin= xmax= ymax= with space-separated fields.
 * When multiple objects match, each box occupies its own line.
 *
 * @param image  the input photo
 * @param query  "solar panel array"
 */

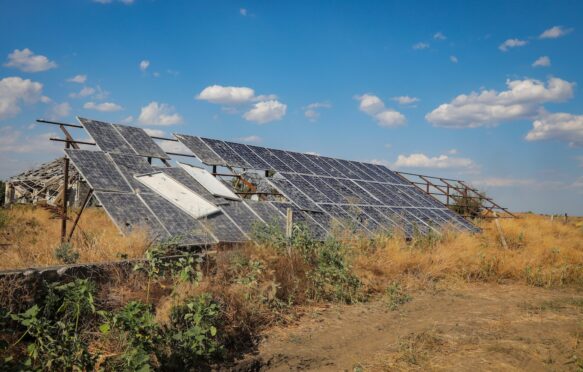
xmin=175 ymin=135 xmax=479 ymax=237
xmin=67 ymin=117 xmax=478 ymax=245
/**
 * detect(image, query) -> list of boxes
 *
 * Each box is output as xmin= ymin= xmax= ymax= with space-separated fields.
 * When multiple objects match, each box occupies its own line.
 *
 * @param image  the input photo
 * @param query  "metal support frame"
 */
xmin=396 ymin=171 xmax=516 ymax=219
xmin=67 ymin=189 xmax=94 ymax=242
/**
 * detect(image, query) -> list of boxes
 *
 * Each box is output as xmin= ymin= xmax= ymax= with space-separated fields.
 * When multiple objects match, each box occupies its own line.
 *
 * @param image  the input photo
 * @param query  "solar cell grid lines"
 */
xmin=173 ymin=134 xmax=225 ymax=165
xmin=222 ymin=141 xmax=271 ymax=170
xmin=247 ymin=145 xmax=294 ymax=172
xmin=108 ymin=153 xmax=156 ymax=193
xmin=155 ymin=167 xmax=217 ymax=203
xmin=267 ymin=177 xmax=322 ymax=212
xmin=200 ymin=137 xmax=251 ymax=169
xmin=287 ymin=152 xmax=330 ymax=176
xmin=113 ymin=124 xmax=170 ymax=159
xmin=139 ymin=193 xmax=216 ymax=246
xmin=78 ymin=117 xmax=136 ymax=155
xmin=220 ymin=202 xmax=264 ymax=235
xmin=94 ymin=191 xmax=169 ymax=239
xmin=244 ymin=200 xmax=286 ymax=231
xmin=270 ymin=149 xmax=313 ymax=174
xmin=280 ymin=173 xmax=333 ymax=203
xmin=203 ymin=211 xmax=247 ymax=243
xmin=65 ymin=149 xmax=132 ymax=193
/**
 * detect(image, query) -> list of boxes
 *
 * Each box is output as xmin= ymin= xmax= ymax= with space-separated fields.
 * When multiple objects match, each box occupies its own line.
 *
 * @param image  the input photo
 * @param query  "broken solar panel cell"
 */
xmin=94 ymin=191 xmax=169 ymax=239
xmin=280 ymin=172 xmax=333 ymax=203
xmin=247 ymin=145 xmax=294 ymax=172
xmin=200 ymin=137 xmax=251 ymax=169
xmin=65 ymin=149 xmax=131 ymax=192
xmin=223 ymin=141 xmax=271 ymax=170
xmin=109 ymin=153 xmax=156 ymax=193
xmin=220 ymin=202 xmax=264 ymax=235
xmin=201 ymin=211 xmax=247 ymax=243
xmin=139 ymin=193 xmax=216 ymax=246
xmin=244 ymin=200 xmax=286 ymax=230
xmin=270 ymin=202 xmax=328 ymax=239
xmin=78 ymin=117 xmax=136 ymax=155
xmin=174 ymin=134 xmax=225 ymax=165
xmin=268 ymin=178 xmax=321 ymax=212
xmin=156 ymin=167 xmax=217 ymax=203
xmin=113 ymin=124 xmax=170 ymax=159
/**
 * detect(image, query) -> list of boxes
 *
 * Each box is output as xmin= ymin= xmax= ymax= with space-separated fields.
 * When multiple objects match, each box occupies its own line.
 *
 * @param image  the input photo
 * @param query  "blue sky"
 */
xmin=1 ymin=0 xmax=582 ymax=214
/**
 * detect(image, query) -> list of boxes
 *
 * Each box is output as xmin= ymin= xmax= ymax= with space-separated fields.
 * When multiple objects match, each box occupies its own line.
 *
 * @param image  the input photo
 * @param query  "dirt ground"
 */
xmin=240 ymin=284 xmax=583 ymax=371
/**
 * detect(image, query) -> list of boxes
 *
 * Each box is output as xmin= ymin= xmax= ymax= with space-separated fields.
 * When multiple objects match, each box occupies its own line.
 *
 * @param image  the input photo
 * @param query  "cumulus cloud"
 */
xmin=83 ymin=101 xmax=123 ymax=112
xmin=196 ymin=85 xmax=255 ymax=105
xmin=425 ymin=77 xmax=575 ymax=128
xmin=67 ymin=74 xmax=87 ymax=84
xmin=139 ymin=60 xmax=150 ymax=72
xmin=532 ymin=56 xmax=551 ymax=67
xmin=433 ymin=32 xmax=446 ymax=40
xmin=49 ymin=102 xmax=71 ymax=119
xmin=4 ymin=48 xmax=57 ymax=72
xmin=498 ymin=38 xmax=527 ymax=52
xmin=394 ymin=153 xmax=477 ymax=170
xmin=355 ymin=94 xmax=406 ymax=128
xmin=240 ymin=8 xmax=247 ymax=16
xmin=0 ymin=76 xmax=44 ymax=120
xmin=143 ymin=128 xmax=165 ymax=137
xmin=412 ymin=42 xmax=429 ymax=50
xmin=235 ymin=135 xmax=261 ymax=144
xmin=539 ymin=26 xmax=572 ymax=39
xmin=450 ymin=55 xmax=458 ymax=63
xmin=0 ymin=127 xmax=61 ymax=154
xmin=243 ymin=100 xmax=287 ymax=124
xmin=525 ymin=112 xmax=583 ymax=147
xmin=304 ymin=102 xmax=331 ymax=121
xmin=138 ymin=101 xmax=183 ymax=125
xmin=392 ymin=96 xmax=419 ymax=105
xmin=69 ymin=86 xmax=95 ymax=99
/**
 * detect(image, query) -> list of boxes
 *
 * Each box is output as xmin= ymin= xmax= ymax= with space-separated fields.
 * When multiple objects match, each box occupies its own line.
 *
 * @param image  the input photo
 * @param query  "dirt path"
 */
xmin=241 ymin=284 xmax=583 ymax=371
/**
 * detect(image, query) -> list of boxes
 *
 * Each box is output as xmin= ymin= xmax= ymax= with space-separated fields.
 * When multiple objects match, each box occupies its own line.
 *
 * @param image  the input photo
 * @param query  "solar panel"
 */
xmin=269 ymin=149 xmax=313 ymax=174
xmin=220 ymin=202 xmax=264 ymax=235
xmin=108 ymin=153 xmax=156 ymax=193
xmin=199 ymin=137 xmax=251 ymax=168
xmin=270 ymin=202 xmax=328 ymax=239
xmin=156 ymin=167 xmax=217 ymax=203
xmin=65 ymin=149 xmax=131 ymax=192
xmin=78 ymin=117 xmax=136 ymax=155
xmin=139 ymin=193 xmax=216 ymax=246
xmin=287 ymin=152 xmax=330 ymax=176
xmin=174 ymin=134 xmax=225 ymax=165
xmin=113 ymin=124 xmax=170 ymax=159
xmin=94 ymin=191 xmax=168 ymax=239
xmin=244 ymin=200 xmax=286 ymax=231
xmin=267 ymin=177 xmax=322 ymax=212
xmin=247 ymin=145 xmax=294 ymax=172
xmin=324 ymin=157 xmax=360 ymax=179
xmin=222 ymin=141 xmax=271 ymax=170
xmin=307 ymin=155 xmax=345 ymax=177
xmin=280 ymin=173 xmax=333 ymax=203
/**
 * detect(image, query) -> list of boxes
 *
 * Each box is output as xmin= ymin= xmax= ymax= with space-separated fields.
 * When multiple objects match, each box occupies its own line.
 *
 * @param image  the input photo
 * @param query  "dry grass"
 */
xmin=0 ymin=205 xmax=149 ymax=270
xmin=353 ymin=214 xmax=583 ymax=291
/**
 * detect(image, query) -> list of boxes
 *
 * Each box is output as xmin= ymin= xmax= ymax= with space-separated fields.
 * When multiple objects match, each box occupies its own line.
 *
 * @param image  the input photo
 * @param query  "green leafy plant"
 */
xmin=54 ymin=242 xmax=80 ymax=264
xmin=385 ymin=282 xmax=412 ymax=311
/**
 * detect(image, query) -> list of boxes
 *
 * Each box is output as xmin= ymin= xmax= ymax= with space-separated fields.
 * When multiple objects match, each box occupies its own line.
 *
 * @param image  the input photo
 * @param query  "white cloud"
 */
xmin=433 ymin=32 xmax=446 ymax=40
xmin=532 ymin=56 xmax=551 ymax=67
xmin=235 ymin=135 xmax=262 ymax=144
xmin=4 ymin=48 xmax=57 ymax=72
xmin=240 ymin=8 xmax=247 ymax=16
xmin=304 ymin=102 xmax=332 ymax=121
xmin=243 ymin=100 xmax=287 ymax=124
xmin=539 ymin=26 xmax=572 ymax=39
xmin=412 ymin=42 xmax=429 ymax=50
xmin=450 ymin=55 xmax=458 ymax=64
xmin=525 ymin=112 xmax=583 ymax=147
xmin=138 ymin=101 xmax=183 ymax=125
xmin=0 ymin=76 xmax=44 ymax=120
xmin=49 ymin=102 xmax=71 ymax=119
xmin=69 ymin=86 xmax=95 ymax=99
xmin=355 ymin=94 xmax=406 ymax=128
xmin=392 ymin=96 xmax=419 ymax=105
xmin=196 ymin=85 xmax=255 ymax=104
xmin=498 ymin=38 xmax=527 ymax=52
xmin=425 ymin=77 xmax=575 ymax=128
xmin=93 ymin=0 xmax=134 ymax=4
xmin=447 ymin=149 xmax=458 ymax=155
xmin=394 ymin=153 xmax=477 ymax=170
xmin=83 ymin=101 xmax=123 ymax=112
xmin=0 ymin=127 xmax=61 ymax=154
xmin=369 ymin=159 xmax=392 ymax=167
xmin=139 ymin=60 xmax=150 ymax=72
xmin=120 ymin=115 xmax=134 ymax=124
xmin=67 ymin=74 xmax=87 ymax=84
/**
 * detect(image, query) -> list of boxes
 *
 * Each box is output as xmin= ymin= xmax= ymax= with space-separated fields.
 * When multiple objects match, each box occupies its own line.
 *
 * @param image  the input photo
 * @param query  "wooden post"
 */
xmin=286 ymin=207 xmax=293 ymax=248
xmin=493 ymin=212 xmax=508 ymax=250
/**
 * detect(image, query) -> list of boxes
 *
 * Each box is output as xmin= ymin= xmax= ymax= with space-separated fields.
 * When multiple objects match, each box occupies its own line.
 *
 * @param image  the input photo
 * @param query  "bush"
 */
xmin=0 ymin=180 xmax=5 ymax=206
xmin=54 ymin=242 xmax=80 ymax=264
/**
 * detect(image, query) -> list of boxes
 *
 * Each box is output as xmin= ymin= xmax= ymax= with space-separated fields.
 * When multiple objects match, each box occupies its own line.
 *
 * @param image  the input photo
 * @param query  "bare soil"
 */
xmin=240 ymin=284 xmax=583 ymax=371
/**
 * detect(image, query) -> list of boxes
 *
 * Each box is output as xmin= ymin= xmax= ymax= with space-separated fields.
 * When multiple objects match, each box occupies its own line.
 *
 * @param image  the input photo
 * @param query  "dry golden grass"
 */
xmin=0 ymin=205 xmax=149 ymax=270
xmin=353 ymin=213 xmax=583 ymax=291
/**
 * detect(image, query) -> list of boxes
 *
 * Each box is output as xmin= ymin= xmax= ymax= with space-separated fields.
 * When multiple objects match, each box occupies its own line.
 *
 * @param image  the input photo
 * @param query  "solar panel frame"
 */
xmin=139 ymin=193 xmax=217 ymax=246
xmin=324 ymin=157 xmax=361 ymax=179
xmin=108 ymin=153 xmax=156 ymax=193
xmin=219 ymin=201 xmax=264 ymax=236
xmin=280 ymin=172 xmax=334 ymax=203
xmin=200 ymin=137 xmax=251 ymax=169
xmin=112 ymin=124 xmax=170 ymax=159
xmin=270 ymin=202 xmax=328 ymax=239
xmin=65 ymin=149 xmax=132 ymax=193
xmin=222 ymin=141 xmax=271 ymax=170
xmin=286 ymin=152 xmax=330 ymax=176
xmin=202 ymin=211 xmax=248 ymax=243
xmin=244 ymin=200 xmax=286 ymax=231
xmin=269 ymin=149 xmax=313 ymax=174
xmin=246 ymin=145 xmax=294 ymax=172
xmin=301 ymin=175 xmax=346 ymax=203
xmin=174 ymin=134 xmax=225 ymax=165
xmin=267 ymin=177 xmax=322 ymax=212
xmin=312 ymin=156 xmax=346 ymax=178
xmin=155 ymin=167 xmax=217 ymax=203
xmin=78 ymin=117 xmax=136 ymax=155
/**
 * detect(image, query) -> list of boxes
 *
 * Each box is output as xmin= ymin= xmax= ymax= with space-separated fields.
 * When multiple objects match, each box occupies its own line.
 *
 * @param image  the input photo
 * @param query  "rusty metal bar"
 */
xmin=37 ymin=119 xmax=83 ymax=128
xmin=50 ymin=137 xmax=96 ymax=146
xmin=67 ymin=189 xmax=94 ymax=242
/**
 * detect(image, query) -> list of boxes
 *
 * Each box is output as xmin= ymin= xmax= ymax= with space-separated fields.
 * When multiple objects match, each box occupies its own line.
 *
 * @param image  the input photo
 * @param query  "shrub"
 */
xmin=54 ymin=242 xmax=80 ymax=264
